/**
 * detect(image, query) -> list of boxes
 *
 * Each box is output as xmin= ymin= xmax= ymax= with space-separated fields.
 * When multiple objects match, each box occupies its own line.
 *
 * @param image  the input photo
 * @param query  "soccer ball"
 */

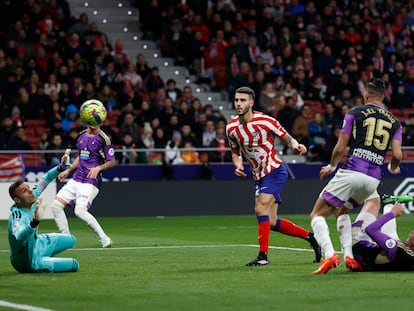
xmin=79 ymin=99 xmax=107 ymax=126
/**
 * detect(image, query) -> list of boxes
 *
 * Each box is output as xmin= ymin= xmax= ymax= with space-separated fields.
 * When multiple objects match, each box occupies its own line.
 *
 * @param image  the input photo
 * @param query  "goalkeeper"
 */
xmin=8 ymin=153 xmax=79 ymax=273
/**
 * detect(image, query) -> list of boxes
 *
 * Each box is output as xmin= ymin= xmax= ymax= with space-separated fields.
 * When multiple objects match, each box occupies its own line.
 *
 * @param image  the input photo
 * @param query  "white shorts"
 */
xmin=57 ymin=179 xmax=99 ymax=209
xmin=319 ymin=169 xmax=380 ymax=210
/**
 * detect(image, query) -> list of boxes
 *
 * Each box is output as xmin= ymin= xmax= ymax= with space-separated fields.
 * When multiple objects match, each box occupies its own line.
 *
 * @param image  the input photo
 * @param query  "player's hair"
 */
xmin=365 ymin=78 xmax=386 ymax=97
xmin=235 ymin=86 xmax=255 ymax=100
xmin=9 ymin=180 xmax=24 ymax=200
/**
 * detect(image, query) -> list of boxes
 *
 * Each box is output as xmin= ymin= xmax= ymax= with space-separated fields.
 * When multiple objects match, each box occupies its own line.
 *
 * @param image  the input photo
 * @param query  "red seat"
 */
xmin=25 ymin=119 xmax=46 ymax=128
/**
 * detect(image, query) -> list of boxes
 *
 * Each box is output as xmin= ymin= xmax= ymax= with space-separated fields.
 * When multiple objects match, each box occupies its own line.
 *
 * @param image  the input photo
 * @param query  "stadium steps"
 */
xmin=68 ymin=0 xmax=232 ymax=120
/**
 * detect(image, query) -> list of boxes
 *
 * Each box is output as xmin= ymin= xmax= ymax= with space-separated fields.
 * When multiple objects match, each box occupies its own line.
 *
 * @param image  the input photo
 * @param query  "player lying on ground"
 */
xmin=8 ymin=153 xmax=79 ymax=273
xmin=351 ymin=194 xmax=414 ymax=271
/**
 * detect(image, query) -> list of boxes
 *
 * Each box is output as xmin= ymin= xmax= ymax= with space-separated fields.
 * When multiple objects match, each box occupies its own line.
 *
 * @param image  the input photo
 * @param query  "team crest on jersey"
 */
xmin=253 ymin=131 xmax=259 ymax=137
xmin=108 ymin=147 xmax=115 ymax=156
xmin=385 ymin=239 xmax=396 ymax=249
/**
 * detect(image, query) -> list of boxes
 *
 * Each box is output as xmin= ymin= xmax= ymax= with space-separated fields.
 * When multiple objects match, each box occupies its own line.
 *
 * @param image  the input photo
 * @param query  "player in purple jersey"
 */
xmin=309 ymin=78 xmax=403 ymax=274
xmin=51 ymin=124 xmax=116 ymax=248
xmin=352 ymin=202 xmax=414 ymax=271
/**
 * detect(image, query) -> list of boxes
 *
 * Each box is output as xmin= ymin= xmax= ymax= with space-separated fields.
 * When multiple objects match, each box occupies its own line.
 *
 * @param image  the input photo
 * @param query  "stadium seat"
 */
xmin=25 ymin=119 xmax=46 ymax=128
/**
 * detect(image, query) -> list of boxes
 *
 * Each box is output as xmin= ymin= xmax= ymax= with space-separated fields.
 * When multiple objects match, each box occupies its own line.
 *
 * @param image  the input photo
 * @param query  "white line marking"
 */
xmin=0 ymin=300 xmax=56 ymax=311
xmin=0 ymin=244 xmax=322 ymax=253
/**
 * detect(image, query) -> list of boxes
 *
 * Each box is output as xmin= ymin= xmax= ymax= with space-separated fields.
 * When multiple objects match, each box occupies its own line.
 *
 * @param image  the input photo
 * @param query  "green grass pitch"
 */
xmin=1 ymin=214 xmax=414 ymax=311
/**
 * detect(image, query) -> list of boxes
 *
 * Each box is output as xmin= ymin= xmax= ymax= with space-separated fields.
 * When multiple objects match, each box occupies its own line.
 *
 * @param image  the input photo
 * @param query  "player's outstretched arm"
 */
xmin=282 ymin=133 xmax=307 ymax=155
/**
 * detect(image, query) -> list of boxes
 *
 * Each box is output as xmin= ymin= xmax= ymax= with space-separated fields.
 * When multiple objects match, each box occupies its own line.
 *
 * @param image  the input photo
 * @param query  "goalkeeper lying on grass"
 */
xmin=7 ymin=152 xmax=79 ymax=273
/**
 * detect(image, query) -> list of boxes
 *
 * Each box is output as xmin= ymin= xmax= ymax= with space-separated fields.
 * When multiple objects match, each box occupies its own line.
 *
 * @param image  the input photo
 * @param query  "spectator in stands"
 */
xmin=118 ymin=112 xmax=141 ymax=143
xmin=7 ymin=127 xmax=32 ymax=150
xmin=68 ymin=13 xmax=89 ymax=37
xmin=61 ymin=104 xmax=79 ymax=133
xmin=181 ymin=141 xmax=201 ymax=164
xmin=123 ymin=63 xmax=143 ymax=91
xmin=153 ymin=127 xmax=168 ymax=149
xmin=166 ymin=79 xmax=182 ymax=106
xmin=292 ymin=104 xmax=313 ymax=149
xmin=44 ymin=73 xmax=61 ymax=96
xmin=203 ymin=38 xmax=226 ymax=88
xmin=118 ymin=81 xmax=142 ymax=109
xmin=165 ymin=131 xmax=183 ymax=165
xmin=390 ymin=81 xmax=413 ymax=109
xmin=188 ymin=31 xmax=208 ymax=77
xmin=164 ymin=114 xmax=181 ymax=141
xmin=117 ymin=132 xmax=138 ymax=165
xmin=58 ymin=82 xmax=74 ymax=109
xmin=177 ymin=100 xmax=195 ymax=127
xmin=135 ymin=53 xmax=151 ymax=81
xmin=65 ymin=128 xmax=78 ymax=150
xmin=202 ymin=120 xmax=216 ymax=147
xmin=97 ymin=84 xmax=118 ymax=111
xmin=208 ymin=126 xmax=231 ymax=163
xmin=180 ymin=86 xmax=196 ymax=107
xmin=258 ymin=82 xmax=279 ymax=115
xmin=45 ymin=101 xmax=63 ymax=128
xmin=307 ymin=112 xmax=333 ymax=162
xmin=403 ymin=114 xmax=414 ymax=146
xmin=144 ymin=66 xmax=165 ymax=95
xmin=324 ymin=102 xmax=342 ymax=133
xmin=45 ymin=133 xmax=64 ymax=166
xmin=141 ymin=122 xmax=154 ymax=149
xmin=139 ymin=100 xmax=158 ymax=125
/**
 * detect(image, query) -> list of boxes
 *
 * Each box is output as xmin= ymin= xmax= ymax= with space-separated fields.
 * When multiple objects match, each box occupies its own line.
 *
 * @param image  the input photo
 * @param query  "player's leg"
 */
xmin=51 ymin=180 xmax=77 ymax=234
xmin=75 ymin=184 xmax=112 ymax=247
xmin=352 ymin=195 xmax=380 ymax=244
xmin=245 ymin=191 xmax=273 ymax=266
xmin=35 ymin=257 xmax=79 ymax=273
xmin=33 ymin=233 xmax=79 ymax=272
xmin=270 ymin=203 xmax=321 ymax=263
xmin=381 ymin=201 xmax=399 ymax=239
xmin=310 ymin=198 xmax=339 ymax=274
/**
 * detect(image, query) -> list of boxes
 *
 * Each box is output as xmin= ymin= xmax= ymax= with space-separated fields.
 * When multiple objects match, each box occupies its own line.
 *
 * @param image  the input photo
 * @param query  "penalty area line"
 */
xmin=0 ymin=300 xmax=56 ymax=311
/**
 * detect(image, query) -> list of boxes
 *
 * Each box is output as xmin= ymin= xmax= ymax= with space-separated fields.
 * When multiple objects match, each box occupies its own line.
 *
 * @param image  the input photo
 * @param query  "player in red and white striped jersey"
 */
xmin=226 ymin=86 xmax=321 ymax=266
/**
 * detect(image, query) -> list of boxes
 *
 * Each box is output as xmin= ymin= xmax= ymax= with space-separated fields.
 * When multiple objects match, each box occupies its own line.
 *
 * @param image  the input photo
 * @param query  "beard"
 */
xmin=236 ymin=106 xmax=250 ymax=116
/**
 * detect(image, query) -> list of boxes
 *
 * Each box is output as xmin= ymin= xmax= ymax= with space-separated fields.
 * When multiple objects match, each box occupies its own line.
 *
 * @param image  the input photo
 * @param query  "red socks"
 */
xmin=273 ymin=218 xmax=309 ymax=239
xmin=257 ymin=215 xmax=270 ymax=253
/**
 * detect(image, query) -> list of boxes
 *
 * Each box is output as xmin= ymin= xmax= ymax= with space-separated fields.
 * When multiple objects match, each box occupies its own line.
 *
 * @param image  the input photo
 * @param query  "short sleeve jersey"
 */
xmin=226 ymin=111 xmax=287 ymax=180
xmin=73 ymin=129 xmax=115 ymax=187
xmin=341 ymin=103 xmax=402 ymax=179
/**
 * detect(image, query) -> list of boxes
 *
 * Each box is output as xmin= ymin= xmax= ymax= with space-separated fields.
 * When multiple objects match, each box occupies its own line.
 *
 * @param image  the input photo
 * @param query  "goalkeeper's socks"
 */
xmin=272 ymin=218 xmax=309 ymax=239
xmin=257 ymin=215 xmax=270 ymax=253
xmin=381 ymin=194 xmax=413 ymax=204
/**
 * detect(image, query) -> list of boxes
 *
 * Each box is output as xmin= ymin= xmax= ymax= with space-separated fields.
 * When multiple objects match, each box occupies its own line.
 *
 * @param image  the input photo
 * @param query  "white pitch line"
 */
xmin=0 ymin=244 xmax=332 ymax=253
xmin=0 ymin=300 xmax=56 ymax=311
xmin=66 ymin=244 xmax=317 ymax=253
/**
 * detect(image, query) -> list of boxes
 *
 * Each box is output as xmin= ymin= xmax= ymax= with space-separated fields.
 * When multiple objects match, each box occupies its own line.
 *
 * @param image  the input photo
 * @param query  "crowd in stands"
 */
xmin=1 ymin=0 xmax=414 ymax=166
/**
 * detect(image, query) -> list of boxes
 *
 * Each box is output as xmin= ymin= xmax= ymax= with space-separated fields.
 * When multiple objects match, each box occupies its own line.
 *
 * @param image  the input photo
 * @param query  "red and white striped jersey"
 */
xmin=226 ymin=111 xmax=287 ymax=180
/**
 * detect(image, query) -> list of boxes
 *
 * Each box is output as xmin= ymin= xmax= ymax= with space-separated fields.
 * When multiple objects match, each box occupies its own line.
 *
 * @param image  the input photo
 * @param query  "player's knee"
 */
xmin=51 ymin=200 xmax=65 ymax=214
xmin=74 ymin=204 xmax=88 ymax=217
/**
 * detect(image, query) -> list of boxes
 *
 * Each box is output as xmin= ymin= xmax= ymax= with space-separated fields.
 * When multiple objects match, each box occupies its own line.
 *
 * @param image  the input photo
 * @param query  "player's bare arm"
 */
xmin=388 ymin=138 xmax=402 ymax=174
xmin=230 ymin=147 xmax=246 ymax=178
xmin=282 ymin=133 xmax=307 ymax=155
xmin=319 ymin=132 xmax=350 ymax=180
xmin=58 ymin=156 xmax=79 ymax=182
